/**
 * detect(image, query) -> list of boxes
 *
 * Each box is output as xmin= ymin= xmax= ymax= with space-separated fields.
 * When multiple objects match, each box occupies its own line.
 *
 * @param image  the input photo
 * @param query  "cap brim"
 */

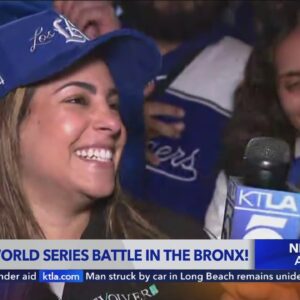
xmin=24 ymin=28 xmax=161 ymax=94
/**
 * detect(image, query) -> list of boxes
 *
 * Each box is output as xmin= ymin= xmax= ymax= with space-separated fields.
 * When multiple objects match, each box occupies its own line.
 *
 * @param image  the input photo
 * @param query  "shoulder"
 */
xmin=133 ymin=200 xmax=208 ymax=239
xmin=169 ymin=36 xmax=252 ymax=116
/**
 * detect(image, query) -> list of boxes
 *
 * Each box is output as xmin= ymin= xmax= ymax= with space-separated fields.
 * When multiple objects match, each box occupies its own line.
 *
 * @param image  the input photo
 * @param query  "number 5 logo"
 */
xmin=243 ymin=214 xmax=287 ymax=239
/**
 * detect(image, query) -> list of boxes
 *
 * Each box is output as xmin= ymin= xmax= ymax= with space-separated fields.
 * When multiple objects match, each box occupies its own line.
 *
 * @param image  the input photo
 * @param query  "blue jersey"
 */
xmin=143 ymin=32 xmax=251 ymax=221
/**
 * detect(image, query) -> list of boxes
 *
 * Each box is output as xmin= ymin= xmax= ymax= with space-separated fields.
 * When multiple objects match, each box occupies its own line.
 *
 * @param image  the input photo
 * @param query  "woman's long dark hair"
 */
xmin=222 ymin=2 xmax=300 ymax=176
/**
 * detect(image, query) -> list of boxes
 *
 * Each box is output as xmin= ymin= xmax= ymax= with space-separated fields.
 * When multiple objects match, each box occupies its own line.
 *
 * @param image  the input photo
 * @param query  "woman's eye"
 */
xmin=284 ymin=81 xmax=300 ymax=92
xmin=64 ymin=96 xmax=87 ymax=105
xmin=109 ymin=99 xmax=120 ymax=111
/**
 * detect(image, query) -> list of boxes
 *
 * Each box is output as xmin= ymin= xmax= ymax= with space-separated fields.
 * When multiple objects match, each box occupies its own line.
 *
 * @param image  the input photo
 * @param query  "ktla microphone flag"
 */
xmin=0 ymin=240 xmax=300 ymax=283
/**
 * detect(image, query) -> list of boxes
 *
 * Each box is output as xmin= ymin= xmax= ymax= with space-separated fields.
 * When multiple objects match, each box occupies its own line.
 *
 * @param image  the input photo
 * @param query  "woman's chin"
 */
xmin=84 ymin=185 xmax=115 ymax=200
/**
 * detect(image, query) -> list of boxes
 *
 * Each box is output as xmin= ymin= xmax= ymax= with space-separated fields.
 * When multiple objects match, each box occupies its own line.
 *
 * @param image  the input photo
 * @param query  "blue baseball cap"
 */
xmin=0 ymin=9 xmax=161 ymax=98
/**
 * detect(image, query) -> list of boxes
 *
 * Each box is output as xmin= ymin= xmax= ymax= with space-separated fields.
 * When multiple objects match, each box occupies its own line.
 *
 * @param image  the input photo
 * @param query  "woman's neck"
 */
xmin=34 ymin=206 xmax=91 ymax=239
xmin=23 ymin=181 xmax=93 ymax=239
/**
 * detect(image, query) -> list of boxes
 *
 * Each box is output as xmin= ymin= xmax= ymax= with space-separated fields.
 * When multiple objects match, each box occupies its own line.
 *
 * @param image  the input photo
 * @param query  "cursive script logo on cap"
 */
xmin=30 ymin=15 xmax=89 ymax=53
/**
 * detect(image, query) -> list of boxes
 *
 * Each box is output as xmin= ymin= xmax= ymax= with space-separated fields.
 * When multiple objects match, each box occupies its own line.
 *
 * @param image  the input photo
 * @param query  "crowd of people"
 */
xmin=0 ymin=0 xmax=299 ymax=299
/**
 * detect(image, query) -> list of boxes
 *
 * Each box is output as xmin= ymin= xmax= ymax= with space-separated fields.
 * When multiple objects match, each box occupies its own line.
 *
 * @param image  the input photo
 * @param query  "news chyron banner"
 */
xmin=0 ymin=240 xmax=299 ymax=283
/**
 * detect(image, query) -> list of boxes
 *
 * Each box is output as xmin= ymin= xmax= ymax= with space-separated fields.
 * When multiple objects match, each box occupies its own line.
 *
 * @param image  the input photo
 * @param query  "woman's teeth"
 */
xmin=75 ymin=148 xmax=113 ymax=162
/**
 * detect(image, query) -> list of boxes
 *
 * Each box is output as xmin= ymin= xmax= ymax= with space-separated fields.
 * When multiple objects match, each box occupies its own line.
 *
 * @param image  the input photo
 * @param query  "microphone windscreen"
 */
xmin=244 ymin=137 xmax=290 ymax=165
xmin=243 ymin=137 xmax=291 ymax=189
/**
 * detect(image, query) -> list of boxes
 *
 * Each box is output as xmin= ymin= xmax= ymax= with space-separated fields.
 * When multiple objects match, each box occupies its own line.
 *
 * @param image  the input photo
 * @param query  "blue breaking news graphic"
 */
xmin=2 ymin=270 xmax=300 ymax=283
xmin=256 ymin=240 xmax=300 ymax=269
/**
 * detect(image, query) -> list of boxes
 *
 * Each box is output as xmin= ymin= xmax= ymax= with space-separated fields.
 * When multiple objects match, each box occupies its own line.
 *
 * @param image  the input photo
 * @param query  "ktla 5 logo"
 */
xmin=238 ymin=190 xmax=299 ymax=239
xmin=243 ymin=214 xmax=287 ymax=239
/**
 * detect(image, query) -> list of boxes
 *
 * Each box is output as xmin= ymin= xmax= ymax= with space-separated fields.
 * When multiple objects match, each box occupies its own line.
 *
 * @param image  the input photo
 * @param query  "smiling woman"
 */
xmin=19 ymin=58 xmax=126 ymax=239
xmin=0 ymin=10 xmax=162 ymax=241
xmin=205 ymin=1 xmax=300 ymax=240
xmin=0 ymin=8 xmax=214 ymax=300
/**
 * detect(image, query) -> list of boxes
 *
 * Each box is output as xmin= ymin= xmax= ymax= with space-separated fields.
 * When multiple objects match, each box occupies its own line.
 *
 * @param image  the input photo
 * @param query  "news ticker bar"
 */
xmin=0 ymin=240 xmax=299 ymax=270
xmin=1 ymin=270 xmax=300 ymax=283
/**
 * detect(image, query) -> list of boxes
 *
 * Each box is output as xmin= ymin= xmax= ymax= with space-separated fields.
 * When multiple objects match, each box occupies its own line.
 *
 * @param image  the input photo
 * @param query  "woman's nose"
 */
xmin=91 ymin=107 xmax=123 ymax=136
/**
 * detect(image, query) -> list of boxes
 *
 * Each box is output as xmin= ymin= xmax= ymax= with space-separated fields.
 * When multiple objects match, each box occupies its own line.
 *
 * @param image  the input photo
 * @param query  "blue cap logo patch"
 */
xmin=30 ymin=15 xmax=89 ymax=53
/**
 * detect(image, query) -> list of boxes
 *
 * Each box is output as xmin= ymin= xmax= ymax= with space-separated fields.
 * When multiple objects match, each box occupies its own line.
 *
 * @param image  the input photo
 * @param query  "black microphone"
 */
xmin=221 ymin=137 xmax=299 ymax=239
xmin=243 ymin=137 xmax=291 ymax=190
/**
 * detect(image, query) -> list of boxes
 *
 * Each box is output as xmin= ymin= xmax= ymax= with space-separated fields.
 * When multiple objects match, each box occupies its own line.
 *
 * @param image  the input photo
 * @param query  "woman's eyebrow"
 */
xmin=54 ymin=81 xmax=97 ymax=94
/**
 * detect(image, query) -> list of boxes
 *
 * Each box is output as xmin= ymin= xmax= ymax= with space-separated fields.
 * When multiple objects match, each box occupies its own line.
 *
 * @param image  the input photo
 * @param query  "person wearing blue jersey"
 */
xmin=119 ymin=1 xmax=252 ymax=221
